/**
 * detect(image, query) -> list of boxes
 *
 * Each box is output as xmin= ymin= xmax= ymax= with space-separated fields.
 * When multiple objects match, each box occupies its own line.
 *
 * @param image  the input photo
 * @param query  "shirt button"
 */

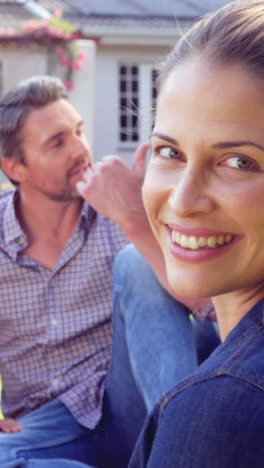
xmin=51 ymin=317 xmax=58 ymax=326
xmin=17 ymin=236 xmax=25 ymax=246
xmin=52 ymin=377 xmax=60 ymax=387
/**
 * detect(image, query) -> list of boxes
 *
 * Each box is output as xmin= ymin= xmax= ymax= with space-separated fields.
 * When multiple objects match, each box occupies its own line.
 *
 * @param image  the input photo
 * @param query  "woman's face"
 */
xmin=143 ymin=55 xmax=264 ymax=299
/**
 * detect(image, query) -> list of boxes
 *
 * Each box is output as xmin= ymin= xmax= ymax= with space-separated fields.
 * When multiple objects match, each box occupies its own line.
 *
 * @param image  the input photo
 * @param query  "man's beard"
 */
xmin=39 ymin=184 xmax=82 ymax=202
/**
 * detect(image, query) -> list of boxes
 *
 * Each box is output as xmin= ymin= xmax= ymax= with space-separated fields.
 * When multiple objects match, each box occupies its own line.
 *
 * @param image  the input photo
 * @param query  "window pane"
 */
xmin=120 ymin=97 xmax=127 ymax=109
xmin=132 ymin=80 xmax=138 ymax=92
xmin=131 ymin=97 xmax=138 ymax=110
xmin=120 ymin=80 xmax=126 ymax=92
xmin=121 ymin=115 xmax=127 ymax=127
xmin=132 ymin=114 xmax=138 ymax=128
xmin=120 ymin=131 xmax=127 ymax=141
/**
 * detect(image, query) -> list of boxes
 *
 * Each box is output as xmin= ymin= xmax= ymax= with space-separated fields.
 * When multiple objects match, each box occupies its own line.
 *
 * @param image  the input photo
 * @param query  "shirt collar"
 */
xmin=3 ymin=189 xmax=27 ymax=250
xmin=225 ymin=297 xmax=264 ymax=343
xmin=2 ymin=192 xmax=97 ymax=249
xmin=79 ymin=202 xmax=97 ymax=232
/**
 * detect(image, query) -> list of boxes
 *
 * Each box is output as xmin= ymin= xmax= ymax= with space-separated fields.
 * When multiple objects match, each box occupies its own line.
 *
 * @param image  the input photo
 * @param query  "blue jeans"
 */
xmin=0 ymin=398 xmax=95 ymax=467
xmin=0 ymin=245 xmax=219 ymax=468
xmin=113 ymin=245 xmax=219 ymax=412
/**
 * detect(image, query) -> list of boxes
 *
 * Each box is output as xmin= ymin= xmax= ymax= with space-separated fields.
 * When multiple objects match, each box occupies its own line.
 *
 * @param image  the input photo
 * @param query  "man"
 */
xmin=0 ymin=75 xmax=210 ymax=468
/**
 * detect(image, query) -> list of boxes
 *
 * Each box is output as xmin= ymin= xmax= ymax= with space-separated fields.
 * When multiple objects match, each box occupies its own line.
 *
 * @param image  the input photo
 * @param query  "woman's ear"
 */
xmin=1 ymin=157 xmax=27 ymax=184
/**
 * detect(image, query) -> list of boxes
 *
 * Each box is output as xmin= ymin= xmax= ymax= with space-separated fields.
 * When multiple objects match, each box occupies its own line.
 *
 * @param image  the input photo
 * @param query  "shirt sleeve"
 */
xmin=104 ymin=217 xmax=129 ymax=256
xmin=130 ymin=375 xmax=264 ymax=467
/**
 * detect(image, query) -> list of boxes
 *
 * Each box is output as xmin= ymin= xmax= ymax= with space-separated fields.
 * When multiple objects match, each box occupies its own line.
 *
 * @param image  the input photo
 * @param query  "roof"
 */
xmin=0 ymin=0 xmax=233 ymax=25
xmin=64 ymin=0 xmax=231 ymax=19
xmin=0 ymin=0 xmax=232 ymax=40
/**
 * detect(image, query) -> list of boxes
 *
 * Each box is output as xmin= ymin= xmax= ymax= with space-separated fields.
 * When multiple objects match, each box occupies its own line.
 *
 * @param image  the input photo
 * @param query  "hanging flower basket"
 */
xmin=0 ymin=11 xmax=87 ymax=90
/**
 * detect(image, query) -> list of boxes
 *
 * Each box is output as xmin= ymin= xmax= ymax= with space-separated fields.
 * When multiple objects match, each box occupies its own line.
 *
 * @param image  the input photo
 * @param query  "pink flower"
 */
xmin=60 ymin=58 xmax=71 ymax=67
xmin=77 ymin=50 xmax=86 ymax=60
xmin=71 ymin=61 xmax=82 ymax=70
xmin=63 ymin=80 xmax=74 ymax=91
xmin=55 ymin=47 xmax=66 ymax=58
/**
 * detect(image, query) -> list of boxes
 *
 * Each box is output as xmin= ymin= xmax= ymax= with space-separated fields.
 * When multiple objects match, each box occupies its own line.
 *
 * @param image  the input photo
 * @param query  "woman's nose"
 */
xmin=168 ymin=169 xmax=214 ymax=217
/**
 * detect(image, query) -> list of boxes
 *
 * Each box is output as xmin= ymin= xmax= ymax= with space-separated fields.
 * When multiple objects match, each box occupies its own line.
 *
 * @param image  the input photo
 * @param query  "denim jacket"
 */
xmin=129 ymin=298 xmax=264 ymax=467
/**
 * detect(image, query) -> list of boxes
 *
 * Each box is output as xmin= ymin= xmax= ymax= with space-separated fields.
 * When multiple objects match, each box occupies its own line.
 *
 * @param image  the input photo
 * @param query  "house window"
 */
xmin=119 ymin=63 xmax=157 ymax=145
xmin=119 ymin=65 xmax=139 ymax=142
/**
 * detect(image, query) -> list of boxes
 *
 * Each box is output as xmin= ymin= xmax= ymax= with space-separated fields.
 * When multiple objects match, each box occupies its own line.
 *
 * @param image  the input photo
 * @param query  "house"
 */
xmin=0 ymin=0 xmax=231 ymax=183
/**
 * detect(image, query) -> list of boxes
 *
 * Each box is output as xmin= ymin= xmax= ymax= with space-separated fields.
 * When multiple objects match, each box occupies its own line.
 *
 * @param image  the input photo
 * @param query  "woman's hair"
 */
xmin=157 ymin=1 xmax=264 ymax=91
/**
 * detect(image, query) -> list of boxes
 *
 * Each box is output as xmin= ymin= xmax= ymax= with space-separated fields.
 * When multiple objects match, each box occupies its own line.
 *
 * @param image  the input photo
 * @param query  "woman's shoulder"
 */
xmin=168 ymin=305 xmax=264 ymax=403
xmin=162 ymin=372 xmax=264 ymax=415
xmin=141 ymin=377 xmax=264 ymax=468
xmin=161 ymin=333 xmax=264 ymax=419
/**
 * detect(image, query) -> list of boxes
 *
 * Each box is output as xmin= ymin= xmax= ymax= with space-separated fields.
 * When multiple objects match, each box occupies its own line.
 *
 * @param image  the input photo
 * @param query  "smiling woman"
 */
xmin=128 ymin=1 xmax=264 ymax=467
xmin=144 ymin=57 xmax=264 ymax=312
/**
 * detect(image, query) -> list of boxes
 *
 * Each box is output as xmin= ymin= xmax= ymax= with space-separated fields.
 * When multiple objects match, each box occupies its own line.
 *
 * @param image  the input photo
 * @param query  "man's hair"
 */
xmin=156 ymin=1 xmax=264 ymax=91
xmin=0 ymin=75 xmax=68 ymax=167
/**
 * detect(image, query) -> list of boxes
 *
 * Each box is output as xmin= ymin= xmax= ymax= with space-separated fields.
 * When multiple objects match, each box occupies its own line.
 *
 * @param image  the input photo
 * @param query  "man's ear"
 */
xmin=1 ymin=157 xmax=27 ymax=184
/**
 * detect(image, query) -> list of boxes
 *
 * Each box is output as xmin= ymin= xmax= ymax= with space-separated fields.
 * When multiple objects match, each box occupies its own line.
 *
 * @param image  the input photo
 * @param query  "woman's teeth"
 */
xmin=171 ymin=231 xmax=232 ymax=250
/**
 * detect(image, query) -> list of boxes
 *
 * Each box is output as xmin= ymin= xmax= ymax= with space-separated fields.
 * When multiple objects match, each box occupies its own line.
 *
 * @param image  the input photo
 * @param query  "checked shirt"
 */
xmin=0 ymin=189 xmax=127 ymax=429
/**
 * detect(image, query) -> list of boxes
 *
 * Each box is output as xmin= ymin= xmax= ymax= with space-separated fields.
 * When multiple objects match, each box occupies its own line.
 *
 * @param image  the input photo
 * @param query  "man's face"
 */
xmin=15 ymin=98 xmax=92 ymax=201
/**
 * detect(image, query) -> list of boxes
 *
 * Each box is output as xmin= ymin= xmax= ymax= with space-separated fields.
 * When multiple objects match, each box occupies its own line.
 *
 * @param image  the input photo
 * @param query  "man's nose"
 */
xmin=168 ymin=168 xmax=214 ymax=218
xmin=71 ymin=134 xmax=90 ymax=159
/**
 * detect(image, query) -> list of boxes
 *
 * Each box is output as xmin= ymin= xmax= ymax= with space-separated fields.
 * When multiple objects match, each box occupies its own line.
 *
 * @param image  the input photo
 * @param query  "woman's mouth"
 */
xmin=171 ymin=230 xmax=233 ymax=250
xmin=166 ymin=225 xmax=239 ymax=263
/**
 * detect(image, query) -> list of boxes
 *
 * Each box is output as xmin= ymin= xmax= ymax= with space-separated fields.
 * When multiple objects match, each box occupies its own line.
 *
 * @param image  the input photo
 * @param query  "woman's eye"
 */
xmin=155 ymin=146 xmax=183 ymax=160
xmin=223 ymin=155 xmax=259 ymax=171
